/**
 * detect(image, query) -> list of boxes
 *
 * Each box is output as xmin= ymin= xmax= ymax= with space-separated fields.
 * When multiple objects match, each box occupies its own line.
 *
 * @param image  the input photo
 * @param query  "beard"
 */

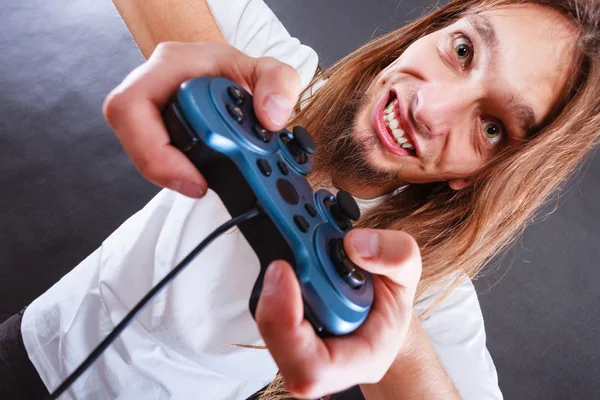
xmin=309 ymin=88 xmax=398 ymax=195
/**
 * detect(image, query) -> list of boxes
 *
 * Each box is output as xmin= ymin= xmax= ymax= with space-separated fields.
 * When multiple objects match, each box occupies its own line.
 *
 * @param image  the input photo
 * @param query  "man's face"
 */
xmin=341 ymin=4 xmax=577 ymax=198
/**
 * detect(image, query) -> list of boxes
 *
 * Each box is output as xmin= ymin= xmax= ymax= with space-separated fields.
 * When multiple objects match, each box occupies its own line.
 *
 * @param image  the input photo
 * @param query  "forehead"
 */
xmin=446 ymin=4 xmax=578 ymax=127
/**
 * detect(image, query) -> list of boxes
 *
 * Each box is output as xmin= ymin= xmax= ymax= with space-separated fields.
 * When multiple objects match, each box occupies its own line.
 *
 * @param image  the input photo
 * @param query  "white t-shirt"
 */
xmin=21 ymin=1 xmax=502 ymax=399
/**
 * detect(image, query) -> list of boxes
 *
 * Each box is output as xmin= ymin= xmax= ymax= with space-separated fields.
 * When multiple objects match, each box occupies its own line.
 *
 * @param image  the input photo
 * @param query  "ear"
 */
xmin=449 ymin=178 xmax=470 ymax=191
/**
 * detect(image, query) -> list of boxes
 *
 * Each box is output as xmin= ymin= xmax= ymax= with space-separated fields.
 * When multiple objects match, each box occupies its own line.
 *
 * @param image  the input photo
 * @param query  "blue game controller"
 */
xmin=162 ymin=77 xmax=373 ymax=335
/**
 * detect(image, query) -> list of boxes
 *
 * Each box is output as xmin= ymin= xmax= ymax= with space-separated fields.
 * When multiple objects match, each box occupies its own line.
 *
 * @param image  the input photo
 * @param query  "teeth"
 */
xmin=384 ymin=99 xmax=396 ymax=115
xmin=392 ymin=128 xmax=404 ymax=137
xmin=391 ymin=126 xmax=410 ymax=146
xmin=383 ymin=101 xmax=415 ymax=152
xmin=392 ymin=129 xmax=408 ymax=145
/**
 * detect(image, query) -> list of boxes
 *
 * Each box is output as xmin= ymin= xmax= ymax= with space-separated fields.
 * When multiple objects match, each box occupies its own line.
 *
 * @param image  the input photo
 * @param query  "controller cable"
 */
xmin=45 ymin=207 xmax=262 ymax=400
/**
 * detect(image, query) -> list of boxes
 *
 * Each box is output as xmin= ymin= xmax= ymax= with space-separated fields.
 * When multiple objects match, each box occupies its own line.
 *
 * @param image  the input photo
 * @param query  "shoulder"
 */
xmin=206 ymin=0 xmax=319 ymax=90
xmin=416 ymin=275 xmax=504 ymax=400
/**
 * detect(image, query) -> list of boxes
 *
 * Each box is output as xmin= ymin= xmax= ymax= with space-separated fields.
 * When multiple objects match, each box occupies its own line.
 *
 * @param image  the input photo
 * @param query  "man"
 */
xmin=4 ymin=0 xmax=599 ymax=399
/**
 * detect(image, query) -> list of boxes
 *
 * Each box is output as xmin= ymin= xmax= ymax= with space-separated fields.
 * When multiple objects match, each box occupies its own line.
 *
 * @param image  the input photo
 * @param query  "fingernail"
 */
xmin=350 ymin=230 xmax=379 ymax=259
xmin=263 ymin=94 xmax=294 ymax=126
xmin=262 ymin=261 xmax=282 ymax=296
xmin=167 ymin=181 xmax=205 ymax=198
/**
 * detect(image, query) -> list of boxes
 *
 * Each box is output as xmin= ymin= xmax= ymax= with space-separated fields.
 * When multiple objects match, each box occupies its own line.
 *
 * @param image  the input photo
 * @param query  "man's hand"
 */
xmin=102 ymin=42 xmax=301 ymax=198
xmin=255 ymin=228 xmax=422 ymax=399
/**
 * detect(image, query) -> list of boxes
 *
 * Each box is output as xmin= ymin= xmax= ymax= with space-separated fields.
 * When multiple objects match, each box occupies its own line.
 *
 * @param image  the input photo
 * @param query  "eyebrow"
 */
xmin=467 ymin=14 xmax=498 ymax=50
xmin=506 ymin=92 xmax=536 ymax=133
xmin=466 ymin=14 xmax=537 ymax=135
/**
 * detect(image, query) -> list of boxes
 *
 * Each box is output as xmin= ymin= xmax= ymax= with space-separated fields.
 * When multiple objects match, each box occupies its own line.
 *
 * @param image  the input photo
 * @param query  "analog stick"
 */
xmin=324 ymin=190 xmax=361 ymax=230
xmin=335 ymin=190 xmax=360 ymax=221
xmin=329 ymin=238 xmax=366 ymax=289
xmin=281 ymin=126 xmax=317 ymax=165
xmin=292 ymin=126 xmax=317 ymax=155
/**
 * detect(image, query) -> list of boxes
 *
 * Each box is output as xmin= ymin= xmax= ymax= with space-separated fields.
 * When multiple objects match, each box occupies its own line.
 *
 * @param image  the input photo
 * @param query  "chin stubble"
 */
xmin=310 ymin=89 xmax=398 ymax=191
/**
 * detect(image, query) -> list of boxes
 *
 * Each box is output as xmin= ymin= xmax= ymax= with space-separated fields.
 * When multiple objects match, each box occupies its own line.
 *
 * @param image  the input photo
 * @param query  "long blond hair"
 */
xmin=260 ymin=0 xmax=600 ymax=398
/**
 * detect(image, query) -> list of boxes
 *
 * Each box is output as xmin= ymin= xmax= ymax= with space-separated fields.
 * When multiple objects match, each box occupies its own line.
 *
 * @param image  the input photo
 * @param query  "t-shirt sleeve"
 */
xmin=416 ymin=276 xmax=503 ymax=399
xmin=206 ymin=0 xmax=319 ymax=91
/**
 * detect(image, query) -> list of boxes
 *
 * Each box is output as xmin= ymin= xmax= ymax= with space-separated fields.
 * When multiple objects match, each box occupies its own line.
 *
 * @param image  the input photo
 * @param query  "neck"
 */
xmin=332 ymin=175 xmax=403 ymax=200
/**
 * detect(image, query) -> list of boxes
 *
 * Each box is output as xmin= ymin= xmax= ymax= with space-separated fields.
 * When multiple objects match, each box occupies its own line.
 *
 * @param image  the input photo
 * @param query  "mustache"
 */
xmin=310 ymin=89 xmax=398 ymax=191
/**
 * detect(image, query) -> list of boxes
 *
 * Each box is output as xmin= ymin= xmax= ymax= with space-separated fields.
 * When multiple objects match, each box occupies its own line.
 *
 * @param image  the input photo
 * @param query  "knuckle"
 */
xmin=280 ymin=63 xmax=301 ymax=86
xmin=261 ymin=57 xmax=300 ymax=82
xmin=102 ymin=88 xmax=129 ymax=126
xmin=152 ymin=41 xmax=192 ymax=62
xmin=260 ymin=56 xmax=281 ymax=67
xmin=398 ymin=230 xmax=419 ymax=250
xmin=135 ymin=151 xmax=160 ymax=182
xmin=398 ymin=232 xmax=422 ymax=282
xmin=397 ymin=231 xmax=421 ymax=261
xmin=156 ymin=41 xmax=214 ymax=59
xmin=153 ymin=41 xmax=177 ymax=56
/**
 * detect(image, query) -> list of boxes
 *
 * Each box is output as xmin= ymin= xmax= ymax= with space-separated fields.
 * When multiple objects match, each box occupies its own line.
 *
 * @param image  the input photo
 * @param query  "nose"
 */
xmin=412 ymin=81 xmax=480 ymax=138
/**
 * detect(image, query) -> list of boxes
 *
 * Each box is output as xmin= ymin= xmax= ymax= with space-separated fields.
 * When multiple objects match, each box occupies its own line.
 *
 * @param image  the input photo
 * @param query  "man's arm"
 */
xmin=360 ymin=314 xmax=460 ymax=399
xmin=112 ymin=0 xmax=318 ymax=89
xmin=112 ymin=0 xmax=226 ymax=59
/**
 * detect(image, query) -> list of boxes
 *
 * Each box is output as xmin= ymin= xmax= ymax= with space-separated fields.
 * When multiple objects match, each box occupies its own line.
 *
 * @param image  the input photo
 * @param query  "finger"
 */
xmin=105 ymin=43 xmax=250 ymax=196
xmin=321 ymin=275 xmax=414 ymax=385
xmin=139 ymin=44 xmax=300 ymax=129
xmin=250 ymin=56 xmax=301 ymax=130
xmin=343 ymin=228 xmax=422 ymax=290
xmin=104 ymin=92 xmax=208 ymax=198
xmin=331 ymin=230 xmax=422 ymax=378
xmin=255 ymin=261 xmax=331 ymax=398
xmin=256 ymin=262 xmax=415 ymax=398
xmin=104 ymin=42 xmax=300 ymax=197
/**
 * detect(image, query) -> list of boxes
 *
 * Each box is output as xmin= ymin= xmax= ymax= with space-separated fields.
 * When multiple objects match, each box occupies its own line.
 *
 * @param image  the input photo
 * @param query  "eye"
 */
xmin=482 ymin=120 xmax=503 ymax=143
xmin=453 ymin=35 xmax=473 ymax=68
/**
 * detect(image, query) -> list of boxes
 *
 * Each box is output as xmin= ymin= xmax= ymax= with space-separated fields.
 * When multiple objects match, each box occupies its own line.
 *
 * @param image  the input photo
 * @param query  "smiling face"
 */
xmin=336 ymin=4 xmax=578 ymax=198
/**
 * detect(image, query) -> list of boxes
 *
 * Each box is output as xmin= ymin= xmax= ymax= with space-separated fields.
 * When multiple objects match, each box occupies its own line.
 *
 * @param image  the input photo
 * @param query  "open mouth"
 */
xmin=382 ymin=93 xmax=416 ymax=156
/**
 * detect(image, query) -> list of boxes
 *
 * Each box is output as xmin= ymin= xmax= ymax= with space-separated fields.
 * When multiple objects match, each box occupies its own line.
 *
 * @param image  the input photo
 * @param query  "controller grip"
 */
xmin=162 ymin=100 xmax=296 ymax=317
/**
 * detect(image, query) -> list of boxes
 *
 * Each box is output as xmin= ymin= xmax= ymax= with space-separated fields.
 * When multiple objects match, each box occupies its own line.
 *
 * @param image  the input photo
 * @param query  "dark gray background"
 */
xmin=0 ymin=1 xmax=598 ymax=399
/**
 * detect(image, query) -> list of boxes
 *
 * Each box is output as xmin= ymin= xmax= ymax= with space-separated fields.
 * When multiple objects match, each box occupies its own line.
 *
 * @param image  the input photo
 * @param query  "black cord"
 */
xmin=45 ymin=207 xmax=262 ymax=400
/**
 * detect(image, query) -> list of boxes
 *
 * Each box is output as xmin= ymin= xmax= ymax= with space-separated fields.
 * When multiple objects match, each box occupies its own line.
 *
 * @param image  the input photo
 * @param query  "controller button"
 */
xmin=253 ymin=124 xmax=271 ymax=143
xmin=276 ymin=179 xmax=299 ymax=205
xmin=226 ymin=103 xmax=244 ymax=123
xmin=257 ymin=159 xmax=272 ymax=177
xmin=329 ymin=239 xmax=366 ymax=289
xmin=336 ymin=190 xmax=361 ymax=221
xmin=277 ymin=161 xmax=289 ymax=175
xmin=294 ymin=215 xmax=310 ymax=233
xmin=304 ymin=203 xmax=317 ymax=217
xmin=292 ymin=126 xmax=317 ymax=155
xmin=227 ymin=86 xmax=245 ymax=105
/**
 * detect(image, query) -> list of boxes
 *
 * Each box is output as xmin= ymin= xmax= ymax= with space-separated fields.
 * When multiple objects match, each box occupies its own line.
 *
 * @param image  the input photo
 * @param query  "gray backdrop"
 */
xmin=0 ymin=1 xmax=598 ymax=399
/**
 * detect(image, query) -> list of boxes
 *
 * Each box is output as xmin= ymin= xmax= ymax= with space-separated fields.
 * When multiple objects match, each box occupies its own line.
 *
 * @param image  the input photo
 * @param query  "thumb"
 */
xmin=250 ymin=57 xmax=301 ymax=130
xmin=343 ymin=228 xmax=422 ymax=290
